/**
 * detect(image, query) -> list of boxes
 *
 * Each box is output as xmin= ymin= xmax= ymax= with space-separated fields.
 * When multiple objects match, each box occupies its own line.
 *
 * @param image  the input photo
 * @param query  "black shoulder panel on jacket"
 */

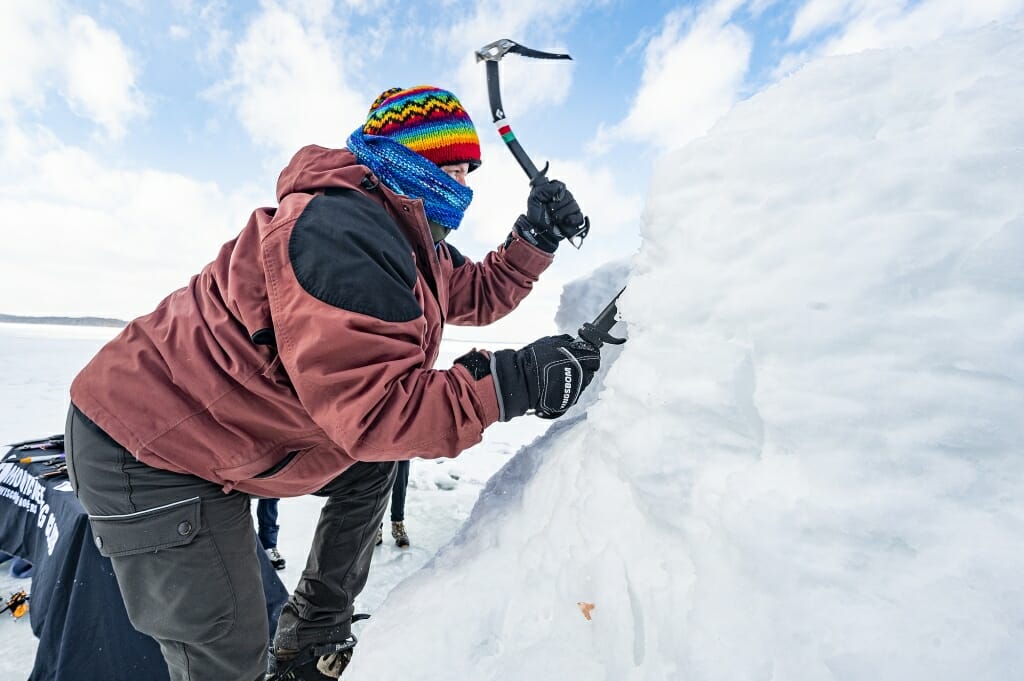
xmin=289 ymin=189 xmax=422 ymax=322
xmin=444 ymin=242 xmax=467 ymax=268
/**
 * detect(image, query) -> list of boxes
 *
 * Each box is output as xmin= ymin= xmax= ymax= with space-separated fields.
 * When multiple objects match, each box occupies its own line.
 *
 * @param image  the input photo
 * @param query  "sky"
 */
xmin=4 ymin=0 xmax=1024 ymax=345
xmin=2 ymin=15 xmax=1024 ymax=680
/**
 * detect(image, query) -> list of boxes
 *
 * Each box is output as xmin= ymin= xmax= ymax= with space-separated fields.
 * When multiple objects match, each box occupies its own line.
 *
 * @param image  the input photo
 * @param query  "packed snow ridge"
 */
xmin=348 ymin=24 xmax=1024 ymax=681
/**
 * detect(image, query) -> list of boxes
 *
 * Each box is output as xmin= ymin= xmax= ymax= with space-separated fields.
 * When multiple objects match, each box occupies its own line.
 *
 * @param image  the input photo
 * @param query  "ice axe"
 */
xmin=475 ymin=38 xmax=590 ymax=248
xmin=476 ymin=39 xmax=627 ymax=348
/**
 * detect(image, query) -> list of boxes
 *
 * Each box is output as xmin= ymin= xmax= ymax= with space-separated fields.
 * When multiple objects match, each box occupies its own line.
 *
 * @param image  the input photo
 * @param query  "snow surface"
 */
xmin=3 ymin=20 xmax=1024 ymax=681
xmin=345 ymin=23 xmax=1024 ymax=681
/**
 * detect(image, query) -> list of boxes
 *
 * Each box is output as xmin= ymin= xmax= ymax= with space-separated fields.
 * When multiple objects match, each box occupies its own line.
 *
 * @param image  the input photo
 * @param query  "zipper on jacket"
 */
xmin=255 ymin=450 xmax=300 ymax=478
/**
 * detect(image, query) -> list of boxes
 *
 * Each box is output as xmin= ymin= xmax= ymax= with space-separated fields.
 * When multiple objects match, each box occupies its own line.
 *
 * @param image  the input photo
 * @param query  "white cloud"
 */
xmin=596 ymin=0 xmax=1023 ymax=157
xmin=788 ymin=0 xmax=855 ymax=43
xmin=747 ymin=0 xmax=785 ymax=18
xmin=170 ymin=1 xmax=232 ymax=62
xmin=342 ymin=0 xmax=386 ymax=9
xmin=0 ymin=1 xmax=63 ymax=117
xmin=62 ymin=15 xmax=147 ymax=140
xmin=0 ymin=122 xmax=265 ymax=319
xmin=790 ymin=0 xmax=1024 ymax=54
xmin=215 ymin=2 xmax=367 ymax=160
xmin=0 ymin=2 xmax=146 ymax=139
xmin=276 ymin=0 xmax=341 ymax=23
xmin=591 ymin=2 xmax=752 ymax=154
xmin=433 ymin=1 xmax=590 ymax=123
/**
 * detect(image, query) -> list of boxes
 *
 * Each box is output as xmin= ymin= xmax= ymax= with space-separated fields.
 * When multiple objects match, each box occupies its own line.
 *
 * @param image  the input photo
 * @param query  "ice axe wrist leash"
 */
xmin=475 ymin=38 xmax=590 ymax=248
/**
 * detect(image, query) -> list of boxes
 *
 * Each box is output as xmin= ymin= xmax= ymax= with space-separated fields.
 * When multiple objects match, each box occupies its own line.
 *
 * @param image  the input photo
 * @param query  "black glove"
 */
xmin=490 ymin=334 xmax=600 ymax=421
xmin=514 ymin=177 xmax=588 ymax=253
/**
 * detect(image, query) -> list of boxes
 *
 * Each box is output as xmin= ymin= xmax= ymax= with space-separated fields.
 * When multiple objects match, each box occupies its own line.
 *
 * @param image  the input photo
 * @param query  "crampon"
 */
xmin=266 ymin=614 xmax=369 ymax=680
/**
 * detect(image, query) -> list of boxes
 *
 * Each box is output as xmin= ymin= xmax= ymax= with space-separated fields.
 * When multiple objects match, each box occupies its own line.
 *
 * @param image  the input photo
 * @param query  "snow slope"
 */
xmin=347 ymin=23 xmax=1024 ymax=681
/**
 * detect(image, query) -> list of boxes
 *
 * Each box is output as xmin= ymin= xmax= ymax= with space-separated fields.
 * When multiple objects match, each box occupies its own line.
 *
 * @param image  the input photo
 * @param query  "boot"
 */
xmin=266 ymin=547 xmax=286 ymax=570
xmin=391 ymin=521 xmax=409 ymax=548
xmin=375 ymin=523 xmax=383 ymax=546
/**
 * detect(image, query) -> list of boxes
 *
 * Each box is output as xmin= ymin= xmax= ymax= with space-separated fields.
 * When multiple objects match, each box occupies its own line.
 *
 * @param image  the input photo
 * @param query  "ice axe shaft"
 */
xmin=475 ymin=38 xmax=590 ymax=248
xmin=484 ymin=60 xmax=540 ymax=178
xmin=475 ymin=39 xmax=571 ymax=181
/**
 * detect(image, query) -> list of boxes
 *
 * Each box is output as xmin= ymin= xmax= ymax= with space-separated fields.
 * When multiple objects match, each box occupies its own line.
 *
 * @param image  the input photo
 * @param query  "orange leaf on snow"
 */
xmin=577 ymin=601 xmax=595 ymax=621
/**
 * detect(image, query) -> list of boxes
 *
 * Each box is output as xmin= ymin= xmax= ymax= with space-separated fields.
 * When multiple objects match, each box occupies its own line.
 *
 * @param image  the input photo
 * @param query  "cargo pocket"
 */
xmin=88 ymin=497 xmax=237 ymax=644
xmin=88 ymin=496 xmax=201 ymax=557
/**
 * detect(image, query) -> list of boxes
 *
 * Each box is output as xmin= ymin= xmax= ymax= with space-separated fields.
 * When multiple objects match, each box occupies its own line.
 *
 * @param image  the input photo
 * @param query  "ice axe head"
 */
xmin=475 ymin=39 xmax=518 ymax=62
xmin=475 ymin=38 xmax=572 ymax=63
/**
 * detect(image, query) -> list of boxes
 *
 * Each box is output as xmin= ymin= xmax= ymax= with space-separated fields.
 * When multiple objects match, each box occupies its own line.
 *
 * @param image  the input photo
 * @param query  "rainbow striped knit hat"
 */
xmin=362 ymin=86 xmax=481 ymax=171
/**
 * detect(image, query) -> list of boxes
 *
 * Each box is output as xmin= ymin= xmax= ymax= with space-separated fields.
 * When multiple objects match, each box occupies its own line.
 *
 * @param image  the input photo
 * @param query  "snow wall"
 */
xmin=349 ymin=23 xmax=1024 ymax=681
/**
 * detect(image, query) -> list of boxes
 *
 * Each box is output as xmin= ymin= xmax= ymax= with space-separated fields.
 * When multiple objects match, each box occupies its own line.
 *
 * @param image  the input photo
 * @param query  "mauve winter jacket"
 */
xmin=70 ymin=145 xmax=552 ymax=497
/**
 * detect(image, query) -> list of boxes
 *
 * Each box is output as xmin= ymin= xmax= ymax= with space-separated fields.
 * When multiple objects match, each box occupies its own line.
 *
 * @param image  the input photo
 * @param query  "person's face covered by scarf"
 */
xmin=430 ymin=161 xmax=471 ymax=242
xmin=439 ymin=162 xmax=470 ymax=186
xmin=350 ymin=86 xmax=481 ymax=243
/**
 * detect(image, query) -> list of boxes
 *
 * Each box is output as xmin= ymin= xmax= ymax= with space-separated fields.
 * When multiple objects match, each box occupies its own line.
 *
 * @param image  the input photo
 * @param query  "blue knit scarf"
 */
xmin=347 ymin=129 xmax=473 ymax=230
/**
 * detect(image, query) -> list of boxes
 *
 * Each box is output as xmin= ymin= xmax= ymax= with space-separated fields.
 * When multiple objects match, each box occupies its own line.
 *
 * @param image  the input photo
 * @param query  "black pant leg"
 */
xmin=273 ymin=460 xmax=396 ymax=652
xmin=256 ymin=498 xmax=281 ymax=549
xmin=390 ymin=459 xmax=410 ymax=522
xmin=66 ymin=405 xmax=268 ymax=681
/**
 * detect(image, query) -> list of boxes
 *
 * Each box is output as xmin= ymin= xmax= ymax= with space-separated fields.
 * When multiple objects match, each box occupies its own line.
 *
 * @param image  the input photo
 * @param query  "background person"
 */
xmin=257 ymin=498 xmax=286 ymax=569
xmin=375 ymin=459 xmax=411 ymax=548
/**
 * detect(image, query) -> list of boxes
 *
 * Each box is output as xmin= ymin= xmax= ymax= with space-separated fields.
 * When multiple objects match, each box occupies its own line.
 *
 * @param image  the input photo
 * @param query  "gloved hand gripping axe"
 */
xmin=475 ymin=39 xmax=591 ymax=248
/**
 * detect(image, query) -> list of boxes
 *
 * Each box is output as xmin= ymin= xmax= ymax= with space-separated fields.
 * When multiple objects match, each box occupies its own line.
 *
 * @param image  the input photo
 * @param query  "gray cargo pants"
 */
xmin=65 ymin=405 xmax=396 ymax=681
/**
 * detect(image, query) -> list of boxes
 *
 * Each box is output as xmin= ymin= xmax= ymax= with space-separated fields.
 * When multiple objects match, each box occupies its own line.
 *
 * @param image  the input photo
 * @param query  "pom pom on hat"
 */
xmin=363 ymin=86 xmax=481 ymax=171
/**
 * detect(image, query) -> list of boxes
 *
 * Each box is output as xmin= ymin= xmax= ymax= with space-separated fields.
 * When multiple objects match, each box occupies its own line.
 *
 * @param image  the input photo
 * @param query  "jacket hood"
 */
xmin=276 ymin=145 xmax=368 ymax=202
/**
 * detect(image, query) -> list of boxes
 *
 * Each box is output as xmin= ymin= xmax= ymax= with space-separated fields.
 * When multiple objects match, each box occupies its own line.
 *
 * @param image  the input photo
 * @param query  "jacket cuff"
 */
xmin=502 ymin=232 xmax=556 ymax=279
xmin=489 ymin=349 xmax=531 ymax=422
xmin=452 ymin=357 xmax=501 ymax=426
